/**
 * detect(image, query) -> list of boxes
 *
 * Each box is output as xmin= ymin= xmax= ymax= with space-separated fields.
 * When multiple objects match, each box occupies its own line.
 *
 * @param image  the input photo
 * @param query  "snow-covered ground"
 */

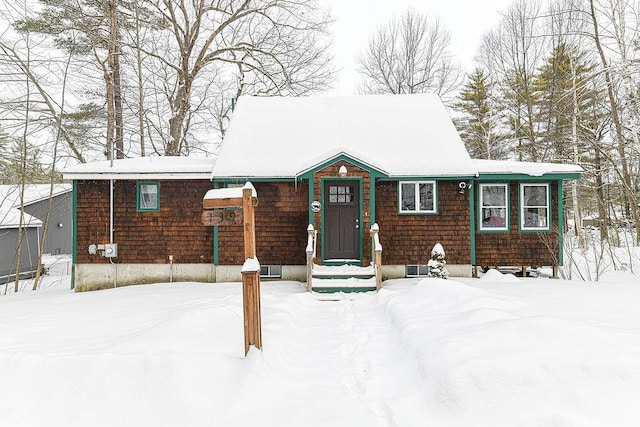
xmin=1 ymin=262 xmax=640 ymax=426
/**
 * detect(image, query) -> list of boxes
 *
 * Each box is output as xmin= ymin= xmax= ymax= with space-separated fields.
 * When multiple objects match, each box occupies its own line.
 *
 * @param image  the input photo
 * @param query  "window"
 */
xmin=137 ymin=182 xmax=160 ymax=211
xmin=399 ymin=181 xmax=436 ymax=213
xmin=328 ymin=185 xmax=354 ymax=204
xmin=520 ymin=183 xmax=549 ymax=231
xmin=260 ymin=265 xmax=282 ymax=279
xmin=406 ymin=264 xmax=429 ymax=277
xmin=479 ymin=183 xmax=508 ymax=231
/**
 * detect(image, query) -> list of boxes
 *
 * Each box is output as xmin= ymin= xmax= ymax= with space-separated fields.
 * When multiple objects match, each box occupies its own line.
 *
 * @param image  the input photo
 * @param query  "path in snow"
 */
xmin=229 ymin=291 xmax=432 ymax=426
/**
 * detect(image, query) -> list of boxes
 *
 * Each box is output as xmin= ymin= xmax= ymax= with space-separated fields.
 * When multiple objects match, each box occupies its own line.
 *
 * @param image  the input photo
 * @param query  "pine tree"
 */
xmin=455 ymin=68 xmax=502 ymax=159
xmin=428 ymin=243 xmax=449 ymax=279
xmin=532 ymin=44 xmax=597 ymax=162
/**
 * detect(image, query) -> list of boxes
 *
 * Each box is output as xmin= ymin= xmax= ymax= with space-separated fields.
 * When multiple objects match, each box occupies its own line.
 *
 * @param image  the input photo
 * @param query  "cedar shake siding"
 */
xmin=217 ymin=181 xmax=309 ymax=265
xmin=75 ymin=179 xmax=214 ymax=264
xmin=474 ymin=181 xmax=560 ymax=267
xmin=375 ymin=180 xmax=471 ymax=265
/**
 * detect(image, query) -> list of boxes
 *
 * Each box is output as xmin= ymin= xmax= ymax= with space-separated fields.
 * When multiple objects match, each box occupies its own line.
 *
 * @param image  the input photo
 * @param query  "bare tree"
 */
xmin=141 ymin=0 xmax=334 ymax=156
xmin=479 ymin=0 xmax=547 ymax=162
xmin=587 ymin=0 xmax=640 ymax=243
xmin=356 ymin=8 xmax=462 ymax=100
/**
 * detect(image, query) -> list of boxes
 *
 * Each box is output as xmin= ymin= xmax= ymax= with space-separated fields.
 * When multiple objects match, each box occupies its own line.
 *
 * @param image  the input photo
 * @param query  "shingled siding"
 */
xmin=75 ymin=179 xmax=214 ymax=264
xmin=312 ymin=160 xmax=372 ymax=265
xmin=217 ymin=181 xmax=309 ymax=265
xmin=474 ymin=181 xmax=560 ymax=267
xmin=375 ymin=180 xmax=471 ymax=265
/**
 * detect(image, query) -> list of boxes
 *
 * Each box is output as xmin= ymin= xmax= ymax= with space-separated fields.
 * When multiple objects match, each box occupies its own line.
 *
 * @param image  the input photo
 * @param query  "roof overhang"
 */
xmin=473 ymin=159 xmax=583 ymax=181
xmin=296 ymin=150 xmax=389 ymax=179
xmin=62 ymin=157 xmax=216 ymax=181
xmin=63 ymin=172 xmax=212 ymax=180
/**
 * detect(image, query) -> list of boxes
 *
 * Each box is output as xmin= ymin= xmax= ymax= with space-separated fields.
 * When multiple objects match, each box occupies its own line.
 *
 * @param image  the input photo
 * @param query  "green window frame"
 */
xmin=479 ymin=183 xmax=509 ymax=231
xmin=137 ymin=182 xmax=160 ymax=212
xmin=398 ymin=181 xmax=437 ymax=214
xmin=520 ymin=183 xmax=550 ymax=231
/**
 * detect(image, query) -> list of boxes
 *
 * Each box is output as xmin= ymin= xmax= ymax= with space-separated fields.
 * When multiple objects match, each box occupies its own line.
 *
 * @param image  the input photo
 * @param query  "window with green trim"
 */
xmin=520 ymin=183 xmax=549 ymax=230
xmin=398 ymin=181 xmax=436 ymax=213
xmin=137 ymin=182 xmax=160 ymax=211
xmin=479 ymin=183 xmax=508 ymax=231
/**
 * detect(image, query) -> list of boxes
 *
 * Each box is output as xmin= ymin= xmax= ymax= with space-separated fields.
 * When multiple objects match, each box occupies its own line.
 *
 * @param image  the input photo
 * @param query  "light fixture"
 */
xmin=458 ymin=181 xmax=468 ymax=194
xmin=338 ymin=165 xmax=348 ymax=177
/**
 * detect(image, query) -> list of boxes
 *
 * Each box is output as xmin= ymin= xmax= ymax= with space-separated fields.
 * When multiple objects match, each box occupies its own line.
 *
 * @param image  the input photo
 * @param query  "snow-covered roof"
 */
xmin=211 ymin=94 xmax=478 ymax=179
xmin=62 ymin=156 xmax=216 ymax=180
xmin=0 ymin=185 xmax=59 ymax=229
xmin=0 ymin=184 xmax=72 ymax=206
xmin=0 ymin=185 xmax=72 ymax=225
xmin=473 ymin=159 xmax=583 ymax=177
xmin=0 ymin=209 xmax=42 ymax=229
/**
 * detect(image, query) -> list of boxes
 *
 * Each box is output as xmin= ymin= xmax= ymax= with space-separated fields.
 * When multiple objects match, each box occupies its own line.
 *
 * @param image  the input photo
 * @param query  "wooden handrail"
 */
xmin=370 ymin=223 xmax=382 ymax=291
xmin=306 ymin=224 xmax=315 ymax=291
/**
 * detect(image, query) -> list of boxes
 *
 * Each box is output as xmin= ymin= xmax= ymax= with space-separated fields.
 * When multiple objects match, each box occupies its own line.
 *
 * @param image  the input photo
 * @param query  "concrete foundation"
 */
xmin=73 ymin=263 xmax=216 ymax=292
xmin=73 ymin=263 xmax=473 ymax=292
xmin=382 ymin=264 xmax=473 ymax=280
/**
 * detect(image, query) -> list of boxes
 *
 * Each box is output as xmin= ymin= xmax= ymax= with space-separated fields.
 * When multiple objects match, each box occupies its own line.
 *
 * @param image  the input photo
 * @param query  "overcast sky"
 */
xmin=322 ymin=0 xmax=514 ymax=95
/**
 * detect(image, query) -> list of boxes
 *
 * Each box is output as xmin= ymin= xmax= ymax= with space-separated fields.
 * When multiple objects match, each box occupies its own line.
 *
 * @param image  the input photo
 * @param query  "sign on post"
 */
xmin=201 ymin=209 xmax=243 ymax=226
xmin=202 ymin=183 xmax=261 ymax=356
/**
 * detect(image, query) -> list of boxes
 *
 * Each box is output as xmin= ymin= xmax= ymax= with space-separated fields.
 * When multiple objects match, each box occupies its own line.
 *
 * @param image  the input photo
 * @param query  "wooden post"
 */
xmin=241 ymin=267 xmax=262 ymax=355
xmin=370 ymin=223 xmax=382 ymax=291
xmin=306 ymin=224 xmax=315 ymax=292
xmin=243 ymin=187 xmax=256 ymax=259
xmin=202 ymin=183 xmax=261 ymax=356
xmin=242 ymin=185 xmax=261 ymax=355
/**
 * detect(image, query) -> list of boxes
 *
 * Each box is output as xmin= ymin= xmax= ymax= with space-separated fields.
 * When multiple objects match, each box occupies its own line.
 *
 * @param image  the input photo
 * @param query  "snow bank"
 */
xmin=2 ymin=272 xmax=640 ymax=426
xmin=480 ymin=268 xmax=521 ymax=283
xmin=384 ymin=278 xmax=640 ymax=425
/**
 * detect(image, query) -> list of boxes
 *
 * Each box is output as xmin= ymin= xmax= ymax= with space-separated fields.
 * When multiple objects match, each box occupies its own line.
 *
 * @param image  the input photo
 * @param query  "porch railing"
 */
xmin=306 ymin=224 xmax=316 ymax=291
xmin=370 ymin=223 xmax=383 ymax=291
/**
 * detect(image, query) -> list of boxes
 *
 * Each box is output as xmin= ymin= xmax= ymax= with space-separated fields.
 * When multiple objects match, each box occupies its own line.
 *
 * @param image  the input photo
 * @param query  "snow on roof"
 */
xmin=0 ymin=184 xmax=72 ymax=206
xmin=0 ymin=208 xmax=42 ymax=229
xmin=473 ymin=159 xmax=583 ymax=177
xmin=0 ymin=184 xmax=71 ymax=229
xmin=211 ymin=94 xmax=478 ymax=179
xmin=62 ymin=156 xmax=216 ymax=180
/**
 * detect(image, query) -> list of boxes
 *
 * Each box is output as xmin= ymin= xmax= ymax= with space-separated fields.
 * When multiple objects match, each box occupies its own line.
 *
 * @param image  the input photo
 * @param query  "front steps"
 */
xmin=310 ymin=264 xmax=377 ymax=293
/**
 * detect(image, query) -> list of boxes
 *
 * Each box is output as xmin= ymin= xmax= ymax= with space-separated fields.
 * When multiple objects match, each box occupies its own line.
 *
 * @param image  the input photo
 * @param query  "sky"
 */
xmin=323 ymin=0 xmax=514 ymax=95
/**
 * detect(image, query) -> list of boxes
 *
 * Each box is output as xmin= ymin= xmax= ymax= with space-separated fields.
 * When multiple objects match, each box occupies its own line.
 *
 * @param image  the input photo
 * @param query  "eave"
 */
xmin=63 ymin=172 xmax=212 ymax=181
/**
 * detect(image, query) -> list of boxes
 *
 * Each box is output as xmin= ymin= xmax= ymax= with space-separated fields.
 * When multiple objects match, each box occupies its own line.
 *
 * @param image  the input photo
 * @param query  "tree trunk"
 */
xmin=588 ymin=0 xmax=640 ymax=243
xmin=167 ymin=80 xmax=190 ymax=156
xmin=570 ymin=56 xmax=585 ymax=248
xmin=594 ymin=148 xmax=608 ymax=242
xmin=133 ymin=0 xmax=145 ymax=156
xmin=106 ymin=0 xmax=123 ymax=159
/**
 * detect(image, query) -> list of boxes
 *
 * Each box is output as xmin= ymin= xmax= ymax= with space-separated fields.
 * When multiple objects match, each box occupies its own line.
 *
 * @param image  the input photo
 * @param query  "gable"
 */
xmin=211 ymin=94 xmax=478 ymax=179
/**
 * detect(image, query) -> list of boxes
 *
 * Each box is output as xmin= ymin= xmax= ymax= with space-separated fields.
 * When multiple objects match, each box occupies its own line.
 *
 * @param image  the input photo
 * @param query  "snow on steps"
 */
xmin=311 ymin=264 xmax=377 ymax=293
xmin=312 ymin=264 xmax=375 ymax=278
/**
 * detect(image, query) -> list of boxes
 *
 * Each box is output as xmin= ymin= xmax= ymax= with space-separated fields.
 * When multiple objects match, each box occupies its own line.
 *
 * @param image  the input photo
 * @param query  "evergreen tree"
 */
xmin=532 ymin=44 xmax=597 ymax=162
xmin=428 ymin=243 xmax=449 ymax=279
xmin=3 ymin=140 xmax=52 ymax=184
xmin=15 ymin=0 xmax=124 ymax=160
xmin=455 ymin=68 xmax=502 ymax=159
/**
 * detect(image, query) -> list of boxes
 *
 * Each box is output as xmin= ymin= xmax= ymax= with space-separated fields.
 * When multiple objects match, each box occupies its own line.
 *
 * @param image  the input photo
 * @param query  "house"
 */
xmin=63 ymin=94 xmax=581 ymax=292
xmin=0 ymin=184 xmax=72 ymax=281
